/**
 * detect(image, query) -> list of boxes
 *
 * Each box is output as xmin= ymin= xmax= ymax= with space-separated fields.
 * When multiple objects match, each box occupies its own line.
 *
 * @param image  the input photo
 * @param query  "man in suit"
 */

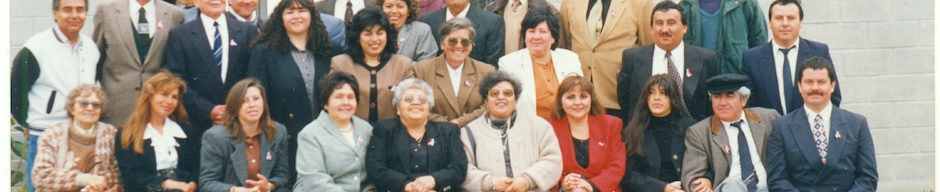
xmin=94 ymin=0 xmax=184 ymax=126
xmin=420 ymin=0 xmax=505 ymax=66
xmin=166 ymin=0 xmax=259 ymax=144
xmin=618 ymin=1 xmax=718 ymax=122
xmin=766 ymin=57 xmax=877 ymax=191
xmin=315 ymin=0 xmax=373 ymax=23
xmin=227 ymin=0 xmax=264 ymax=29
xmin=681 ymin=74 xmax=780 ymax=192
xmin=742 ymin=0 xmax=841 ymax=115
xmin=559 ymin=0 xmax=652 ymax=118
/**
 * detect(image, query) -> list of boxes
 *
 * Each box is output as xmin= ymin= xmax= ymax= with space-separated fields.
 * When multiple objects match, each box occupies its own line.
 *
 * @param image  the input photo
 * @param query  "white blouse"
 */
xmin=143 ymin=117 xmax=188 ymax=170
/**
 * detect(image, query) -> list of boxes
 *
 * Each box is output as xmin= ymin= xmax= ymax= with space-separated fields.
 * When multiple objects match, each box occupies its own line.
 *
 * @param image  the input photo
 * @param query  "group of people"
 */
xmin=12 ymin=0 xmax=879 ymax=191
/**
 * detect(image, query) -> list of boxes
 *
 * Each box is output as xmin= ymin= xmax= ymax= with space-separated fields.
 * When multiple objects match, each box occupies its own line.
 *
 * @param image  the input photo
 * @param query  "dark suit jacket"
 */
xmin=114 ymin=128 xmax=199 ymax=192
xmin=247 ymin=41 xmax=331 ymax=137
xmin=420 ymin=7 xmax=505 ymax=66
xmin=622 ymin=117 xmax=697 ymax=192
xmin=766 ymin=106 xmax=878 ymax=192
xmin=618 ymin=44 xmax=719 ymax=122
xmin=742 ymin=38 xmax=842 ymax=115
xmin=319 ymin=13 xmax=348 ymax=56
xmin=166 ymin=14 xmax=259 ymax=133
xmin=315 ymin=0 xmax=374 ymax=16
xmin=199 ymin=124 xmax=291 ymax=192
xmin=367 ymin=119 xmax=467 ymax=192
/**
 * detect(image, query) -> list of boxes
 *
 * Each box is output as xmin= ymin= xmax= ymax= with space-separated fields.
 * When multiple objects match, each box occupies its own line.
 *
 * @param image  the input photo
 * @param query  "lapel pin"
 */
xmin=686 ymin=68 xmax=692 ymax=77
xmin=598 ymin=142 xmax=605 ymax=147
xmin=608 ymin=10 xmax=616 ymax=17
xmin=465 ymin=80 xmax=471 ymax=87
xmin=230 ymin=39 xmax=237 ymax=47
xmin=723 ymin=145 xmax=730 ymax=154
xmin=266 ymin=151 xmax=272 ymax=160
xmin=158 ymin=20 xmax=164 ymax=29
xmin=835 ymin=131 xmax=842 ymax=139
xmin=357 ymin=135 xmax=364 ymax=144
xmin=428 ymin=138 xmax=435 ymax=146
xmin=517 ymin=141 xmax=526 ymax=148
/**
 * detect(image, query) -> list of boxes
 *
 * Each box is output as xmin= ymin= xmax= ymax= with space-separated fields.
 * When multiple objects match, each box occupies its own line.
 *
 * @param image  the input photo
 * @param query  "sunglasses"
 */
xmin=403 ymin=95 xmax=429 ymax=104
xmin=446 ymin=38 xmax=473 ymax=47
xmin=488 ymin=89 xmax=515 ymax=98
xmin=77 ymin=100 xmax=102 ymax=110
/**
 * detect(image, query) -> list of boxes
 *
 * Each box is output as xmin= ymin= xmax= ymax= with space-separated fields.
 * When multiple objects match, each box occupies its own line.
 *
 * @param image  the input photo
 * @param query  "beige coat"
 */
xmin=330 ymin=54 xmax=413 ymax=122
xmin=405 ymin=56 xmax=496 ymax=126
xmin=460 ymin=113 xmax=563 ymax=191
xmin=32 ymin=122 xmax=121 ymax=192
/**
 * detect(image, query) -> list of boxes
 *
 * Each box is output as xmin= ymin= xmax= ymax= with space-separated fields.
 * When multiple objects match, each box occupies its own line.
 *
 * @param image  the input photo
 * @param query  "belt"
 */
xmin=157 ymin=169 xmax=179 ymax=180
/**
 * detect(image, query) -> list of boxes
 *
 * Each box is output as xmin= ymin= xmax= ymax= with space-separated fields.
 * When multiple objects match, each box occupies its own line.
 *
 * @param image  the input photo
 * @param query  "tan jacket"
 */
xmin=681 ymin=108 xmax=780 ymax=190
xmin=559 ymin=0 xmax=652 ymax=109
xmin=405 ymin=56 xmax=496 ymax=126
xmin=330 ymin=54 xmax=413 ymax=122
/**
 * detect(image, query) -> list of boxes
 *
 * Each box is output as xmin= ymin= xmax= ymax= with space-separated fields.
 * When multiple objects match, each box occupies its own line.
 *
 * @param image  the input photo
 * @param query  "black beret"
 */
xmin=706 ymin=74 xmax=750 ymax=94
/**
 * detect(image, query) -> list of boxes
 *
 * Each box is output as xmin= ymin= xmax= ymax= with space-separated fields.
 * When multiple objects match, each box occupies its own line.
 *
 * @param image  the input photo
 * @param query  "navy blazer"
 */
xmin=622 ymin=117 xmax=697 ymax=192
xmin=114 ymin=128 xmax=199 ymax=192
xmin=420 ymin=7 xmax=505 ymax=66
xmin=367 ymin=119 xmax=467 ymax=192
xmin=766 ymin=106 xmax=878 ymax=191
xmin=618 ymin=44 xmax=719 ymax=122
xmin=742 ymin=38 xmax=842 ymax=115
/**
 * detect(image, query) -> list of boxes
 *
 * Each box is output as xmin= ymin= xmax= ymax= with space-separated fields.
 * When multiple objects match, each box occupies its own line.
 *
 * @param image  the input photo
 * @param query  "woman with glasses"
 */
xmin=367 ymin=78 xmax=467 ymax=192
xmin=32 ymin=84 xmax=122 ymax=191
xmin=460 ymin=71 xmax=563 ymax=191
xmin=405 ymin=18 xmax=495 ymax=127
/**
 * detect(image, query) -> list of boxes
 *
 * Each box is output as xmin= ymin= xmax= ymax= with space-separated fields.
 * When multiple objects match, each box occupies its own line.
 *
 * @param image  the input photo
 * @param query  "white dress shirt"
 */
xmin=229 ymin=9 xmax=258 ymax=24
xmin=652 ymin=42 xmax=686 ymax=84
xmin=129 ymin=0 xmax=156 ymax=38
xmin=143 ymin=117 xmax=188 ymax=170
xmin=773 ymin=38 xmax=800 ymax=113
xmin=447 ymin=62 xmax=465 ymax=96
xmin=445 ymin=3 xmax=471 ymax=21
xmin=722 ymin=111 xmax=768 ymax=191
xmin=805 ymin=102 xmax=833 ymax=142
xmin=333 ymin=0 xmax=366 ymax=22
xmin=200 ymin=13 xmax=230 ymax=82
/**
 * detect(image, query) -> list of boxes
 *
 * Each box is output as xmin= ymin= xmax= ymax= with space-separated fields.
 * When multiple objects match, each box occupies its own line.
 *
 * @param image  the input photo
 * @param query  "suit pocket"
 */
xmin=46 ymin=91 xmax=57 ymax=114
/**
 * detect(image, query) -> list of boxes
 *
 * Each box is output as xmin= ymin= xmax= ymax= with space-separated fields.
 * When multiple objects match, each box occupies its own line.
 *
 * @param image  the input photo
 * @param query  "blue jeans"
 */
xmin=26 ymin=135 xmax=38 ymax=192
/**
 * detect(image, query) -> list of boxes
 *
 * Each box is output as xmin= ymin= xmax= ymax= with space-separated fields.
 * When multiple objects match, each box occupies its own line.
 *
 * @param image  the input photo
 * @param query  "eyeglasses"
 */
xmin=488 ymin=89 xmax=515 ymax=98
xmin=403 ymin=95 xmax=429 ymax=104
xmin=446 ymin=38 xmax=473 ymax=47
xmin=77 ymin=100 xmax=102 ymax=110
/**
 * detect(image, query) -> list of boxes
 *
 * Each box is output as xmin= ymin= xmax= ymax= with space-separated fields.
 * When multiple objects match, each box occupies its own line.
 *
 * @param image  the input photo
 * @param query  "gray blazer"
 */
xmin=396 ymin=22 xmax=440 ymax=62
xmin=294 ymin=111 xmax=374 ymax=192
xmin=199 ymin=123 xmax=291 ymax=192
xmin=93 ymin=0 xmax=184 ymax=125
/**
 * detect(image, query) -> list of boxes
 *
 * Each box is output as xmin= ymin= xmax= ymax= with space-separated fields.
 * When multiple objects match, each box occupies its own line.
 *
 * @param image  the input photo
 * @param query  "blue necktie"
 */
xmin=732 ymin=121 xmax=758 ymax=192
xmin=213 ymin=22 xmax=222 ymax=71
xmin=781 ymin=47 xmax=794 ymax=113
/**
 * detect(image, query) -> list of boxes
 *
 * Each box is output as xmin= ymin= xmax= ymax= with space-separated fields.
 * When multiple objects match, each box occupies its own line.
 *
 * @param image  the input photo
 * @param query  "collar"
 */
xmin=447 ymin=61 xmax=465 ymax=72
xmin=446 ymin=3 xmax=471 ymax=21
xmin=772 ymin=37 xmax=800 ymax=51
xmin=71 ymin=120 xmax=97 ymax=135
xmin=52 ymin=25 xmax=82 ymax=48
xmin=143 ymin=117 xmax=188 ymax=139
xmin=654 ymin=41 xmax=685 ymax=58
xmin=130 ymin=0 xmax=156 ymax=13
xmin=719 ymin=110 xmax=748 ymax=128
xmin=228 ymin=9 xmax=257 ymax=22
xmin=804 ymin=101 xmax=833 ymax=120
xmin=200 ymin=12 xmax=228 ymax=27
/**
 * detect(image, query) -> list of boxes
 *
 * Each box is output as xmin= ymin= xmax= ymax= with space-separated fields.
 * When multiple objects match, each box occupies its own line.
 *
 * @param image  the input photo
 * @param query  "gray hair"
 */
xmin=709 ymin=87 xmax=752 ymax=100
xmin=392 ymin=78 xmax=435 ymax=108
xmin=438 ymin=18 xmax=477 ymax=43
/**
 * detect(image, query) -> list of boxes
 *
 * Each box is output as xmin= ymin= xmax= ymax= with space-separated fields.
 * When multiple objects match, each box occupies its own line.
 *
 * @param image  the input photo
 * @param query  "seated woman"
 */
xmin=367 ymin=78 xmax=467 ymax=192
xmin=115 ymin=71 xmax=198 ymax=192
xmin=460 ymin=70 xmax=563 ymax=191
xmin=199 ymin=79 xmax=290 ymax=192
xmin=294 ymin=72 xmax=375 ymax=191
xmin=547 ymin=75 xmax=626 ymax=192
xmin=621 ymin=74 xmax=697 ymax=192
xmin=32 ymin=84 xmax=121 ymax=192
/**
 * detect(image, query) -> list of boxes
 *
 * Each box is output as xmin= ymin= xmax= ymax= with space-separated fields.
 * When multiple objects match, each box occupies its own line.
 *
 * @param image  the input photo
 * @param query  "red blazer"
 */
xmin=548 ymin=114 xmax=627 ymax=192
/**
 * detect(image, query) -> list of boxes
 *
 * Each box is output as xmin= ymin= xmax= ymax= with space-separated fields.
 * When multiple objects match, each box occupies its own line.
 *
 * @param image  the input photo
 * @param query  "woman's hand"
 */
xmin=245 ymin=174 xmax=273 ymax=192
xmin=84 ymin=175 xmax=108 ymax=191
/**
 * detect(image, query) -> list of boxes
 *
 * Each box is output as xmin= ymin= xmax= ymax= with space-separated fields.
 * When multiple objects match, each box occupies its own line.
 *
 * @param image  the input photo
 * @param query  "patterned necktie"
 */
xmin=586 ymin=0 xmax=603 ymax=45
xmin=732 ymin=121 xmax=758 ymax=192
xmin=345 ymin=0 xmax=354 ymax=23
xmin=666 ymin=52 xmax=690 ymax=117
xmin=781 ymin=47 xmax=794 ymax=113
xmin=814 ymin=114 xmax=829 ymax=164
xmin=212 ymin=22 xmax=222 ymax=71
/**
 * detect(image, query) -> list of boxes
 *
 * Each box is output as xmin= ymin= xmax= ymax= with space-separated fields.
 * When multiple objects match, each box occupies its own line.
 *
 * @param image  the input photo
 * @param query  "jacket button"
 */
xmin=371 ymin=103 xmax=376 ymax=108
xmin=672 ymin=154 xmax=679 ymax=161
xmin=289 ymin=113 xmax=294 ymax=118
xmin=135 ymin=87 xmax=140 ymax=91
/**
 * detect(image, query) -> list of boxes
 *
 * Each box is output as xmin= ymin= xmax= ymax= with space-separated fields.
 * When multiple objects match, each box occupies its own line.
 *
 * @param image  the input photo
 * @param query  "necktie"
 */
xmin=732 ymin=121 xmax=758 ymax=192
xmin=665 ymin=52 xmax=690 ymax=117
xmin=814 ymin=114 xmax=829 ymax=164
xmin=345 ymin=0 xmax=354 ymax=23
xmin=586 ymin=0 xmax=603 ymax=45
xmin=138 ymin=8 xmax=149 ymax=39
xmin=511 ymin=0 xmax=521 ymax=12
xmin=781 ymin=47 xmax=794 ymax=113
xmin=212 ymin=22 xmax=222 ymax=72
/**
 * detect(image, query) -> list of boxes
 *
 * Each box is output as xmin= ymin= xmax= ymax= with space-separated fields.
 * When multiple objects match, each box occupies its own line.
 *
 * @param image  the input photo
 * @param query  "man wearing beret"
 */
xmin=681 ymin=74 xmax=781 ymax=192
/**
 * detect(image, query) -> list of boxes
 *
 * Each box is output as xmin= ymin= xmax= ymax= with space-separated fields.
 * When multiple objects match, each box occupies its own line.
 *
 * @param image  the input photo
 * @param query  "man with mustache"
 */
xmin=765 ymin=57 xmax=878 ymax=191
xmin=618 ymin=1 xmax=718 ymax=123
xmin=741 ymin=0 xmax=841 ymax=116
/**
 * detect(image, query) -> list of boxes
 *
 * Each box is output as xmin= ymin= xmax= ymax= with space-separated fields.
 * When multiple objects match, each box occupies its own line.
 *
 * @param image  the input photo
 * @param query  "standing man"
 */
xmin=315 ymin=0 xmax=373 ymax=23
xmin=421 ymin=0 xmax=505 ymax=66
xmin=766 ymin=57 xmax=877 ymax=191
xmin=618 ymin=1 xmax=718 ymax=122
xmin=560 ymin=0 xmax=653 ymax=118
xmin=681 ymin=74 xmax=780 ymax=192
xmin=177 ymin=0 xmax=199 ymax=22
xmin=12 ymin=0 xmax=99 ymax=191
xmin=679 ymin=0 xmax=767 ymax=74
xmin=742 ymin=0 xmax=841 ymax=115
xmin=227 ymin=0 xmax=265 ymax=28
xmin=94 ymin=0 xmax=184 ymax=126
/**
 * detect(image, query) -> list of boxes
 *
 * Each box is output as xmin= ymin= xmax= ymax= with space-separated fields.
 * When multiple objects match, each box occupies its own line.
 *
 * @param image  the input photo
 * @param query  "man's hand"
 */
xmin=210 ymin=105 xmax=226 ymax=124
xmin=449 ymin=119 xmax=460 ymax=126
xmin=692 ymin=178 xmax=712 ymax=192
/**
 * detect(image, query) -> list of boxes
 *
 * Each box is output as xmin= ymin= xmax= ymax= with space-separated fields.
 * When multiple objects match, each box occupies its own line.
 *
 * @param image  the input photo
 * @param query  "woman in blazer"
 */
xmin=331 ymin=7 xmax=412 ymax=124
xmin=295 ymin=72 xmax=375 ymax=191
xmin=379 ymin=0 xmax=439 ymax=62
xmin=405 ymin=18 xmax=496 ymax=127
xmin=115 ymin=71 xmax=198 ymax=192
xmin=367 ymin=78 xmax=467 ymax=192
xmin=621 ymin=75 xmax=697 ymax=192
xmin=33 ymin=84 xmax=121 ymax=192
xmin=199 ymin=79 xmax=290 ymax=192
xmin=498 ymin=11 xmax=582 ymax=120
xmin=547 ymin=76 xmax=626 ymax=192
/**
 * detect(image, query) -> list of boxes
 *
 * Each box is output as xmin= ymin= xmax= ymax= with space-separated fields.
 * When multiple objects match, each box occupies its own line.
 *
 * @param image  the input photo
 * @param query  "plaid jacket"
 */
xmin=32 ymin=122 xmax=121 ymax=191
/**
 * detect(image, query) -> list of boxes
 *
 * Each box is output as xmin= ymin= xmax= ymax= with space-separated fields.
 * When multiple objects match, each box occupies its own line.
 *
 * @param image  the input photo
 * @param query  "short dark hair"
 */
xmin=650 ymin=0 xmax=685 ymax=26
xmin=520 ymin=10 xmax=561 ymax=50
xmin=769 ymin=0 xmax=804 ymax=20
xmin=376 ymin=0 xmax=419 ymax=24
xmin=345 ymin=6 xmax=399 ymax=65
xmin=551 ymin=75 xmax=604 ymax=119
xmin=318 ymin=71 xmax=361 ymax=108
xmin=478 ymin=70 xmax=523 ymax=101
xmin=53 ymin=0 xmax=89 ymax=11
xmin=795 ymin=56 xmax=837 ymax=85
